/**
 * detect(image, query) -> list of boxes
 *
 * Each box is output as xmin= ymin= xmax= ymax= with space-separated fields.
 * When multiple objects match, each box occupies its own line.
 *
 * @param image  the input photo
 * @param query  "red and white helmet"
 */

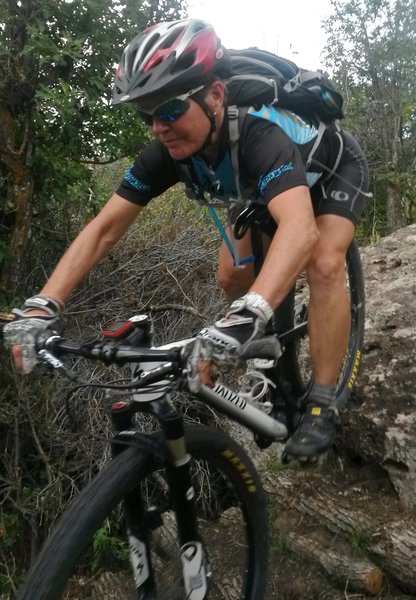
xmin=113 ymin=19 xmax=231 ymax=110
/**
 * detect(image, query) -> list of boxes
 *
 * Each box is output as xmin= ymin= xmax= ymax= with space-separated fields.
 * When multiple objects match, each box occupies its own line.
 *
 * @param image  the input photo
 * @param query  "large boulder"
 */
xmin=345 ymin=223 xmax=416 ymax=506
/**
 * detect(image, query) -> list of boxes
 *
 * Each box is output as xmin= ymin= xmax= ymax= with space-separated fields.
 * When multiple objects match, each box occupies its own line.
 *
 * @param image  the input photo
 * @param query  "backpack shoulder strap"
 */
xmin=306 ymin=120 xmax=327 ymax=168
xmin=225 ymin=105 xmax=256 ymax=267
xmin=227 ymin=104 xmax=249 ymax=201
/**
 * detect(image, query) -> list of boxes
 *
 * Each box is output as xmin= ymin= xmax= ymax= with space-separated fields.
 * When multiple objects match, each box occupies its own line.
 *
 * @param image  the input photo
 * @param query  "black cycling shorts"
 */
xmin=310 ymin=131 xmax=369 ymax=226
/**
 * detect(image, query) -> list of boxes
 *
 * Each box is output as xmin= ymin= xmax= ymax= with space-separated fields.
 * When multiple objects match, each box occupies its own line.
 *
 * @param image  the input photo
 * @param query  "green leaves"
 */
xmin=92 ymin=523 xmax=130 ymax=572
xmin=0 ymin=0 xmax=186 ymax=298
xmin=323 ymin=0 xmax=416 ymax=234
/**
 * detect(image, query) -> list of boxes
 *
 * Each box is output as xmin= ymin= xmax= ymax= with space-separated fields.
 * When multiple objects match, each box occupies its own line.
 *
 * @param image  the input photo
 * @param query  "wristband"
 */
xmin=22 ymin=295 xmax=64 ymax=317
xmin=228 ymin=291 xmax=274 ymax=323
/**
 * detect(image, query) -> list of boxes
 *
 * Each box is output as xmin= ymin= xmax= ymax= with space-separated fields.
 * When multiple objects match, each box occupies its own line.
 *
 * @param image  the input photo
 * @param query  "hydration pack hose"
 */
xmin=206 ymin=206 xmax=255 ymax=267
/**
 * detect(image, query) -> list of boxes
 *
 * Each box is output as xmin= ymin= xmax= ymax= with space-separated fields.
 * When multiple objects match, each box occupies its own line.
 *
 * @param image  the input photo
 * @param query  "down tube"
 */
xmin=197 ymin=382 xmax=287 ymax=440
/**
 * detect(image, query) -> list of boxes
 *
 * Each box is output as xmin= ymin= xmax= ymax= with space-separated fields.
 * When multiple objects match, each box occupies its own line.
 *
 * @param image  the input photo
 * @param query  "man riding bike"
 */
xmin=4 ymin=18 xmax=369 ymax=461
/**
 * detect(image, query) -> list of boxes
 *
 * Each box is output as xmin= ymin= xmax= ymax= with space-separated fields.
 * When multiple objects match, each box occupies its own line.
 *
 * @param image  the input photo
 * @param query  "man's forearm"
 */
xmin=39 ymin=225 xmax=121 ymax=301
xmin=251 ymin=220 xmax=318 ymax=309
xmin=250 ymin=187 xmax=319 ymax=309
xmin=39 ymin=193 xmax=142 ymax=303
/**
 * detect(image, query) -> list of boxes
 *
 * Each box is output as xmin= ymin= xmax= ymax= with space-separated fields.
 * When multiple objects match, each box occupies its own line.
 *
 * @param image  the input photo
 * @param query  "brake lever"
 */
xmin=38 ymin=349 xmax=64 ymax=370
xmin=37 ymin=348 xmax=84 ymax=383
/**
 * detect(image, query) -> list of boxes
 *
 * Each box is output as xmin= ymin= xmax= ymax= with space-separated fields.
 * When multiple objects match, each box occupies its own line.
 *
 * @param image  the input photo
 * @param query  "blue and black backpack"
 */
xmin=179 ymin=49 xmax=346 ymax=266
xmin=222 ymin=48 xmax=345 ymax=207
xmin=226 ymin=48 xmax=344 ymax=123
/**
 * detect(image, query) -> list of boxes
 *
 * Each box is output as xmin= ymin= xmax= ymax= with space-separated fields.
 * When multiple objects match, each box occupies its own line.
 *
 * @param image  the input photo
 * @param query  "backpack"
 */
xmin=226 ymin=48 xmax=344 ymax=123
xmin=220 ymin=48 xmax=345 ymax=211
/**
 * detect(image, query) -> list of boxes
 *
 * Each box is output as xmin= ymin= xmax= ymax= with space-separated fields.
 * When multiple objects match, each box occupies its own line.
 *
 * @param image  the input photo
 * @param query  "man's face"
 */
xmin=141 ymin=82 xmax=225 ymax=160
xmin=151 ymin=98 xmax=212 ymax=160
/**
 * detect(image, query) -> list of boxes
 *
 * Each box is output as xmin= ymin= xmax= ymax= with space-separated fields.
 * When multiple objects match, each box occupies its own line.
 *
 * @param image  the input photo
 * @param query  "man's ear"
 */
xmin=207 ymin=80 xmax=226 ymax=110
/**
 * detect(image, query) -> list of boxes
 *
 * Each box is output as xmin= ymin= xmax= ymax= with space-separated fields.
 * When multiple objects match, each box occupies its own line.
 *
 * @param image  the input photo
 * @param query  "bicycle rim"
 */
xmin=17 ymin=426 xmax=268 ymax=600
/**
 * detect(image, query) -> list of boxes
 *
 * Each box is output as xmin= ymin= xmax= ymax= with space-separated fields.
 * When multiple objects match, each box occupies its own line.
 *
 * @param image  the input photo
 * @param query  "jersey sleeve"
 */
xmin=240 ymin=115 xmax=308 ymax=204
xmin=116 ymin=139 xmax=179 ymax=206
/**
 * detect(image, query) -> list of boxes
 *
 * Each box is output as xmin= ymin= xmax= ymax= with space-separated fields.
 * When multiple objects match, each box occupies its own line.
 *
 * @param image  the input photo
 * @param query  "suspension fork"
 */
xmin=153 ymin=398 xmax=210 ymax=599
xmin=111 ymin=397 xmax=209 ymax=598
xmin=111 ymin=402 xmax=159 ymax=599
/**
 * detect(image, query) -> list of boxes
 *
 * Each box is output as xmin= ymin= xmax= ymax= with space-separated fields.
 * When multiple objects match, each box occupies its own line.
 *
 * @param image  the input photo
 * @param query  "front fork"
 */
xmin=111 ymin=396 xmax=209 ymax=599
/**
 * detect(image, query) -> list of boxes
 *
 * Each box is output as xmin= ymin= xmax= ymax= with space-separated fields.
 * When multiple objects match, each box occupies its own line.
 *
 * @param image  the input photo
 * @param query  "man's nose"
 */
xmin=151 ymin=118 xmax=171 ymax=134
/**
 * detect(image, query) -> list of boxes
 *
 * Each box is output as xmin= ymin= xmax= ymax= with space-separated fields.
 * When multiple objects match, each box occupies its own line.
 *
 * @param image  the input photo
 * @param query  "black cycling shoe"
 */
xmin=282 ymin=402 xmax=339 ymax=462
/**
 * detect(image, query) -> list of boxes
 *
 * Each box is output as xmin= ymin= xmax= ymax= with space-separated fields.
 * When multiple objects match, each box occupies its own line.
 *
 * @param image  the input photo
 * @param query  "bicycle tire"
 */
xmin=17 ymin=425 xmax=268 ymax=600
xmin=278 ymin=238 xmax=365 ymax=406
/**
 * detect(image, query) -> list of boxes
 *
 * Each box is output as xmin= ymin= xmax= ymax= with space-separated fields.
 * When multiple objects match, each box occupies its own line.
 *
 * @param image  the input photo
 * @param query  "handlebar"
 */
xmin=34 ymin=332 xmax=192 ymax=396
xmin=35 ymin=330 xmax=282 ymax=397
xmin=39 ymin=334 xmax=184 ymax=365
xmin=3 ymin=319 xmax=287 ymax=441
xmin=37 ymin=329 xmax=281 ymax=367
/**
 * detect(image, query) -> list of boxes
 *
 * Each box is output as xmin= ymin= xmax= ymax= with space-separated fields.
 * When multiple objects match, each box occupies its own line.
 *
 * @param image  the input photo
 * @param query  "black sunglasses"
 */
xmin=136 ymin=85 xmax=205 ymax=126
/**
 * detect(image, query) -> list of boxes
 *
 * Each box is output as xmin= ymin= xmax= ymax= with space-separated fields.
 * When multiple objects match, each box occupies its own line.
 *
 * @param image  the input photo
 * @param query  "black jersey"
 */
xmin=116 ymin=108 xmax=342 ymax=208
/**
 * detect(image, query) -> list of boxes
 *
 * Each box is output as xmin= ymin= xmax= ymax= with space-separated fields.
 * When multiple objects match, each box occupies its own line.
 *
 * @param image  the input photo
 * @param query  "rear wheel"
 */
xmin=17 ymin=426 xmax=268 ymax=600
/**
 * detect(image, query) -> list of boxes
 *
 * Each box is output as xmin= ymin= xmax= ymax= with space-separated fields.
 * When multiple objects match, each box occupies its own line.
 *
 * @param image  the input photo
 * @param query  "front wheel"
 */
xmin=17 ymin=425 xmax=268 ymax=600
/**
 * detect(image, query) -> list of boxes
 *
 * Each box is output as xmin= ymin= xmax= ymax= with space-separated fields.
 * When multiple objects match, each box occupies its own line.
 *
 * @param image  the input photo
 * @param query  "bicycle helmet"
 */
xmin=113 ymin=19 xmax=231 ymax=110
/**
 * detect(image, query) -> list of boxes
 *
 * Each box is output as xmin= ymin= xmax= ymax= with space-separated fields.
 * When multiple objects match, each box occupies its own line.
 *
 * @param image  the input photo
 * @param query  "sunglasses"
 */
xmin=136 ymin=85 xmax=205 ymax=126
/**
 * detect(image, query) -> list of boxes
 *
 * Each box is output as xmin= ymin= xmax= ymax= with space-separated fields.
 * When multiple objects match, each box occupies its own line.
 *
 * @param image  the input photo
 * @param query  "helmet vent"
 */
xmin=142 ymin=35 xmax=161 ymax=61
xmin=138 ymin=74 xmax=151 ymax=87
xmin=159 ymin=28 xmax=183 ymax=49
xmin=173 ymin=51 xmax=196 ymax=73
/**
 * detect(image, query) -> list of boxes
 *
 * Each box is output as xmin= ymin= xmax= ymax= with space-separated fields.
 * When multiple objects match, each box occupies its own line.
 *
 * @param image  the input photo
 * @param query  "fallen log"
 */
xmin=265 ymin=471 xmax=416 ymax=594
xmin=284 ymin=526 xmax=384 ymax=595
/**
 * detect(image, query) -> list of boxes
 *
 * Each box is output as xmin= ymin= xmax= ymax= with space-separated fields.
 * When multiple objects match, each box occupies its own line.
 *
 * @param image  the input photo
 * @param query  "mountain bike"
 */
xmin=0 ymin=228 xmax=364 ymax=599
xmin=10 ymin=318 xmax=281 ymax=600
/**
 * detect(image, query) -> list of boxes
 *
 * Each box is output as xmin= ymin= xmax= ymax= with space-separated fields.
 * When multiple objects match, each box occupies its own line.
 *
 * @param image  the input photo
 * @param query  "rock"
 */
xmin=344 ymin=224 xmax=416 ymax=506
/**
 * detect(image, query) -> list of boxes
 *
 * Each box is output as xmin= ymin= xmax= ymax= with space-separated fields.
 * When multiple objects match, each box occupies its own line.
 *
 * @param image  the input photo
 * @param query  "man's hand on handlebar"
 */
xmin=193 ymin=292 xmax=274 ymax=387
xmin=3 ymin=295 xmax=64 ymax=375
xmin=197 ymin=292 xmax=273 ymax=357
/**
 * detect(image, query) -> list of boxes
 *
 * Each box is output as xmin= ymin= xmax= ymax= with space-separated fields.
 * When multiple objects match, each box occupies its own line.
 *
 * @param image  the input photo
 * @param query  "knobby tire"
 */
xmin=17 ymin=425 xmax=268 ymax=600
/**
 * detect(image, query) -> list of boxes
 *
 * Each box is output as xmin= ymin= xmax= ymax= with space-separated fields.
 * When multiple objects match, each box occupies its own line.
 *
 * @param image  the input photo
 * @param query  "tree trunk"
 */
xmin=285 ymin=529 xmax=384 ymax=595
xmin=5 ymin=163 xmax=34 ymax=297
xmin=0 ymin=107 xmax=34 ymax=299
